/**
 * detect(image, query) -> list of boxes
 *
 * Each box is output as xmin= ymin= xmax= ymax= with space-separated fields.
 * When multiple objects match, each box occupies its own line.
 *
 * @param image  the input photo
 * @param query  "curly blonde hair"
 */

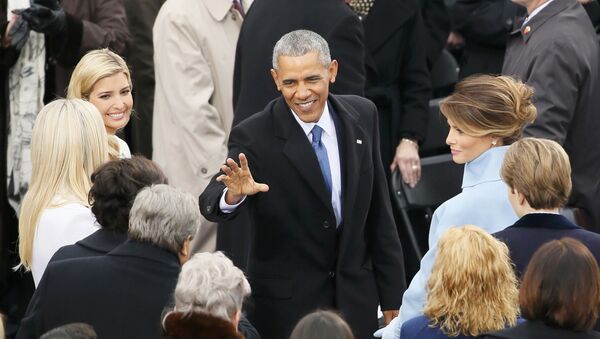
xmin=423 ymin=225 xmax=520 ymax=336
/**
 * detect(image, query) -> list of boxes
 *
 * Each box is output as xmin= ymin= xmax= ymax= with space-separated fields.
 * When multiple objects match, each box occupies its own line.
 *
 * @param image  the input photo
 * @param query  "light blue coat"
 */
xmin=376 ymin=146 xmax=518 ymax=339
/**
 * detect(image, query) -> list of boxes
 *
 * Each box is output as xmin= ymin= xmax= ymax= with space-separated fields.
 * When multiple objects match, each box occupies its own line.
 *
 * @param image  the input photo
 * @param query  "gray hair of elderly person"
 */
xmin=128 ymin=184 xmax=201 ymax=254
xmin=174 ymin=252 xmax=251 ymax=322
xmin=272 ymin=29 xmax=331 ymax=70
xmin=40 ymin=323 xmax=97 ymax=339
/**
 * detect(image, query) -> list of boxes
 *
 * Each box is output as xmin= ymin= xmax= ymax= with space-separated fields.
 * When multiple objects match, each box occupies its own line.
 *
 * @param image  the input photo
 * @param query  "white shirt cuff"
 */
xmin=219 ymin=187 xmax=246 ymax=213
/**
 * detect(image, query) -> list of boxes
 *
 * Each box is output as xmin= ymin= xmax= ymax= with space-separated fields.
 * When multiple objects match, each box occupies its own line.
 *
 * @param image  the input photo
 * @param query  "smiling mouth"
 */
xmin=296 ymin=100 xmax=317 ymax=110
xmin=108 ymin=112 xmax=126 ymax=119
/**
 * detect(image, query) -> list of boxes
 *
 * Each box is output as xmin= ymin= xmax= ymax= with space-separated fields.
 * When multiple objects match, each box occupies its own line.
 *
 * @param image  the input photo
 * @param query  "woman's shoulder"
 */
xmin=116 ymin=135 xmax=132 ymax=158
xmin=401 ymin=316 xmax=478 ymax=339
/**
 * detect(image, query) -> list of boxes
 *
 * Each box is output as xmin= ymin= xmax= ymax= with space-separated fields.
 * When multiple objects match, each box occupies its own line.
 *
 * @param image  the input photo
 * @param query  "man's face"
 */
xmin=271 ymin=51 xmax=338 ymax=123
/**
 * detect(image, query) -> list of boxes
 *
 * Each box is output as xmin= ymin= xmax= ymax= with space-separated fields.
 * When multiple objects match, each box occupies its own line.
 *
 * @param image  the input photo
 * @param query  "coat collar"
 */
xmin=511 ymin=212 xmax=581 ymax=230
xmin=510 ymin=0 xmax=575 ymax=42
xmin=108 ymin=239 xmax=181 ymax=268
xmin=272 ymin=95 xmax=366 ymax=218
xmin=77 ymin=228 xmax=127 ymax=254
xmin=204 ymin=0 xmax=236 ymax=22
xmin=462 ymin=146 xmax=508 ymax=189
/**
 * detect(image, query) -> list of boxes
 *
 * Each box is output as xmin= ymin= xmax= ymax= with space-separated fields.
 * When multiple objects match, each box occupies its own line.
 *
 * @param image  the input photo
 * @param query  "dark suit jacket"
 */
xmin=494 ymin=213 xmax=600 ymax=279
xmin=483 ymin=320 xmax=600 ymax=339
xmin=401 ymin=315 xmax=477 ymax=339
xmin=232 ymin=0 xmax=365 ymax=125
xmin=16 ymin=240 xmax=180 ymax=339
xmin=503 ymin=0 xmax=600 ymax=230
xmin=49 ymin=228 xmax=127 ymax=261
xmin=200 ymin=94 xmax=405 ymax=339
xmin=362 ymin=0 xmax=431 ymax=170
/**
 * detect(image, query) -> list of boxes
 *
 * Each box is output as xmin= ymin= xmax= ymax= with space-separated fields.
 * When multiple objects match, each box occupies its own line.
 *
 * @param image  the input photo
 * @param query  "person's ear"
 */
xmin=514 ymin=188 xmax=527 ymax=206
xmin=270 ymin=69 xmax=281 ymax=91
xmin=328 ymin=60 xmax=338 ymax=84
xmin=177 ymin=236 xmax=192 ymax=265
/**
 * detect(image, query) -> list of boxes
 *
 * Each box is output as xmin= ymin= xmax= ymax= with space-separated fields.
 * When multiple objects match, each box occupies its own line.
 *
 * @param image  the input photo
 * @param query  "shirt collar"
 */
xmin=523 ymin=0 xmax=555 ymax=26
xmin=290 ymin=102 xmax=335 ymax=139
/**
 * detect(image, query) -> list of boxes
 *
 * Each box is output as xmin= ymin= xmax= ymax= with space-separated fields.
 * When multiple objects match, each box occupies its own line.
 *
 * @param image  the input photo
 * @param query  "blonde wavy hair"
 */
xmin=67 ymin=48 xmax=132 ymax=160
xmin=18 ymin=99 xmax=109 ymax=270
xmin=440 ymin=75 xmax=537 ymax=144
xmin=423 ymin=225 xmax=520 ymax=336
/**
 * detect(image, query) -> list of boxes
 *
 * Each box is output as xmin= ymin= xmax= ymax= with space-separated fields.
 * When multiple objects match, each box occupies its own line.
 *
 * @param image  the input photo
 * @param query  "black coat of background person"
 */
xmin=231 ymin=0 xmax=366 ymax=125
xmin=360 ymin=0 xmax=431 ymax=283
xmin=494 ymin=213 xmax=600 ymax=280
xmin=16 ymin=241 xmax=180 ymax=339
xmin=450 ymin=0 xmax=524 ymax=78
xmin=362 ymin=0 xmax=431 ymax=175
xmin=422 ymin=0 xmax=451 ymax=70
xmin=200 ymin=94 xmax=406 ymax=339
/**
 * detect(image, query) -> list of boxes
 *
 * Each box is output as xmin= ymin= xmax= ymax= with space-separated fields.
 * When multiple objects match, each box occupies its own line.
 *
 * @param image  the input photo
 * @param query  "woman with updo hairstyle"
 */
xmin=18 ymin=99 xmax=109 ymax=286
xmin=290 ymin=310 xmax=355 ymax=339
xmin=67 ymin=48 xmax=133 ymax=160
xmin=483 ymin=238 xmax=600 ymax=339
xmin=379 ymin=74 xmax=537 ymax=338
xmin=401 ymin=225 xmax=520 ymax=339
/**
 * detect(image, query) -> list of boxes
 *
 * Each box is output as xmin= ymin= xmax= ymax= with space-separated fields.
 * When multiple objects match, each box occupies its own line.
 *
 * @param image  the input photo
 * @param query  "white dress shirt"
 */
xmin=220 ymin=103 xmax=343 ymax=226
xmin=523 ymin=0 xmax=555 ymax=26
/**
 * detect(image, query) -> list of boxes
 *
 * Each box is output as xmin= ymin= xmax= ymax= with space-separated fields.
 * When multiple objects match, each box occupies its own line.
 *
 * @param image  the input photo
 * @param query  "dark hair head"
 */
xmin=520 ymin=238 xmax=600 ymax=331
xmin=40 ymin=323 xmax=97 ymax=339
xmin=289 ymin=310 xmax=355 ymax=339
xmin=88 ymin=156 xmax=167 ymax=233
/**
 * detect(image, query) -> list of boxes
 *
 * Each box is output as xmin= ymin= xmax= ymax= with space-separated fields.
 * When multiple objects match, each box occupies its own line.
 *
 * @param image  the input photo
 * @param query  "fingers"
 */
xmin=255 ymin=182 xmax=269 ymax=192
xmin=239 ymin=153 xmax=249 ymax=172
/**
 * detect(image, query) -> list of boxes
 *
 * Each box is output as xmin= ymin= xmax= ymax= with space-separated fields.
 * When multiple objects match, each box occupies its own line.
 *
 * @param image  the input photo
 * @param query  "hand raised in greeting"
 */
xmin=217 ymin=153 xmax=269 ymax=204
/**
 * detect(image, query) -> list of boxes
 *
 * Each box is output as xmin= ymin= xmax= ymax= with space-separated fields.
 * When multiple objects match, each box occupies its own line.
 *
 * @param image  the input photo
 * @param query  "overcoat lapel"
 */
xmin=328 ymin=95 xmax=366 ymax=227
xmin=273 ymin=98 xmax=335 ymax=215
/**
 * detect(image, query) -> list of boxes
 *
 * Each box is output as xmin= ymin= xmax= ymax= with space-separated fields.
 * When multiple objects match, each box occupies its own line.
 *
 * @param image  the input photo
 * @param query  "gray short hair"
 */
xmin=128 ymin=184 xmax=201 ymax=254
xmin=174 ymin=252 xmax=251 ymax=321
xmin=272 ymin=29 xmax=331 ymax=69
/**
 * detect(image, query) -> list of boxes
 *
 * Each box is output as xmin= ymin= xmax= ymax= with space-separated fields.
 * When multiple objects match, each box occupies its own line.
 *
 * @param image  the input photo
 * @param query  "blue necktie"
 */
xmin=311 ymin=125 xmax=332 ymax=194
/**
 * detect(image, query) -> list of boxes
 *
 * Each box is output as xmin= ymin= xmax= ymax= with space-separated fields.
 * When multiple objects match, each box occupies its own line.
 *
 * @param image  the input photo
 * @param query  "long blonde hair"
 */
xmin=424 ymin=225 xmax=520 ymax=336
xmin=18 ymin=99 xmax=109 ymax=270
xmin=67 ymin=48 xmax=132 ymax=160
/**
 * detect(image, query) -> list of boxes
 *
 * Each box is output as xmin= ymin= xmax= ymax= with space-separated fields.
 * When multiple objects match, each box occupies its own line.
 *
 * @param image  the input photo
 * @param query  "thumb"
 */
xmin=255 ymin=183 xmax=269 ymax=192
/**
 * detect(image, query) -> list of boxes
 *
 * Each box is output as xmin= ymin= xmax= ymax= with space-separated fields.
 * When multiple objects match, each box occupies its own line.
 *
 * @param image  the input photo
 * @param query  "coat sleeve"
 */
xmin=398 ymin=9 xmax=431 ymax=141
xmin=520 ymin=40 xmax=580 ymax=144
xmin=364 ymin=101 xmax=407 ymax=311
xmin=327 ymin=13 xmax=366 ymax=96
xmin=153 ymin=7 xmax=228 ymax=181
xmin=15 ymin=267 xmax=52 ymax=339
xmin=199 ymin=122 xmax=259 ymax=222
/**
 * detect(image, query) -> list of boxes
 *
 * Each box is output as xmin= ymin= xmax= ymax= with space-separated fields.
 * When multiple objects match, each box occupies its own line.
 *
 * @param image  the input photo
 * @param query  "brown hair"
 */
xmin=440 ymin=75 xmax=537 ymax=144
xmin=290 ymin=310 xmax=355 ymax=339
xmin=89 ymin=156 xmax=168 ymax=233
xmin=424 ymin=225 xmax=520 ymax=336
xmin=520 ymin=238 xmax=600 ymax=331
xmin=501 ymin=138 xmax=571 ymax=209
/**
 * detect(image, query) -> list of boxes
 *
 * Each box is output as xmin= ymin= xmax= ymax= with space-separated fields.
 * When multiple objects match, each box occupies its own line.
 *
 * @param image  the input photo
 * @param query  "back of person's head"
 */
xmin=174 ymin=252 xmax=250 ymax=321
xmin=501 ymin=137 xmax=571 ymax=210
xmin=128 ymin=184 xmax=200 ymax=254
xmin=89 ymin=156 xmax=168 ymax=233
xmin=289 ymin=310 xmax=355 ymax=339
xmin=440 ymin=74 xmax=537 ymax=144
xmin=520 ymin=237 xmax=600 ymax=331
xmin=18 ymin=99 xmax=108 ymax=270
xmin=67 ymin=48 xmax=131 ymax=100
xmin=40 ymin=323 xmax=97 ymax=339
xmin=272 ymin=29 xmax=331 ymax=70
xmin=424 ymin=225 xmax=519 ymax=336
